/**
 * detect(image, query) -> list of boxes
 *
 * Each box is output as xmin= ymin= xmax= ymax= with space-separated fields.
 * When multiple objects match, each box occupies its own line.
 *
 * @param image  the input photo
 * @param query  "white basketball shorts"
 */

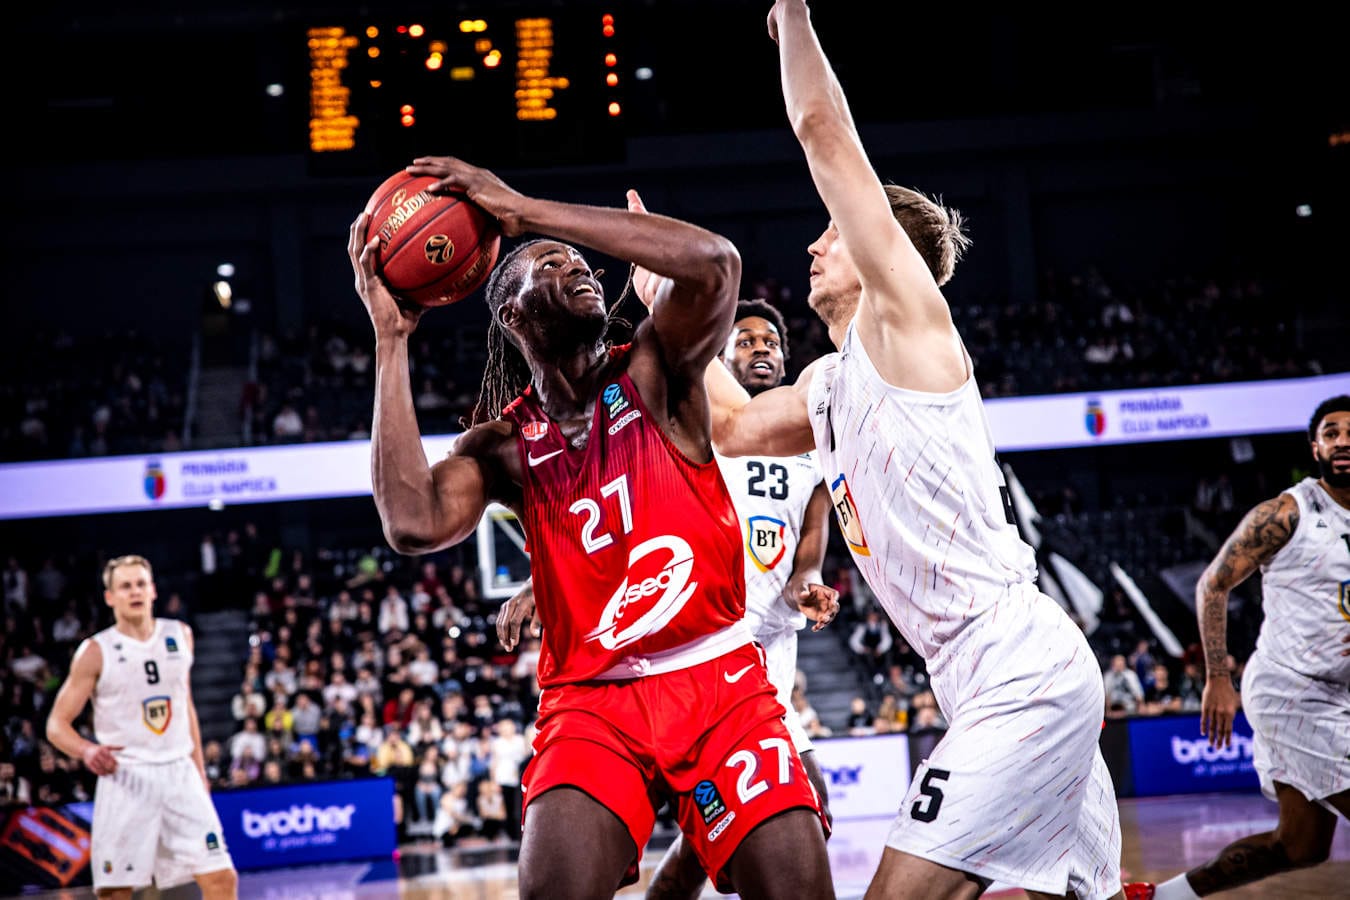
xmin=886 ymin=593 xmax=1122 ymax=899
xmin=1241 ymin=649 xmax=1350 ymax=813
xmin=91 ymin=756 xmax=233 ymax=891
xmin=758 ymin=627 xmax=812 ymax=755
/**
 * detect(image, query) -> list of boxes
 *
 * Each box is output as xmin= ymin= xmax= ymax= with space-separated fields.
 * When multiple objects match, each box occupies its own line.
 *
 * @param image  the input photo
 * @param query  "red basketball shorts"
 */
xmin=522 ymin=641 xmax=828 ymax=889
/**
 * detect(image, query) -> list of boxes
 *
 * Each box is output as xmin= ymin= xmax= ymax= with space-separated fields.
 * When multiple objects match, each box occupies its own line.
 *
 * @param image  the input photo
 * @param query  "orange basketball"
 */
xmin=363 ymin=171 xmax=502 ymax=308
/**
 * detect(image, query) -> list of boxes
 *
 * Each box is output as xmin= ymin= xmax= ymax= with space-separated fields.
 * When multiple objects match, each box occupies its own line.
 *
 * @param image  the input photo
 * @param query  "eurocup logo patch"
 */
xmin=747 ymin=516 xmax=787 ymax=572
xmin=166 ymin=636 xmax=179 ymax=653
xmin=694 ymin=779 xmax=726 ymax=824
xmin=1085 ymin=398 xmax=1106 ymax=438
xmin=144 ymin=461 xmax=166 ymax=501
xmin=603 ymin=382 xmax=629 ymax=418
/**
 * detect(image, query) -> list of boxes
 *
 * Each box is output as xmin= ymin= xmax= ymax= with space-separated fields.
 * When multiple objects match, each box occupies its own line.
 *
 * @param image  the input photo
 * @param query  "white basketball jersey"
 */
xmin=807 ymin=323 xmax=1040 ymax=675
xmin=715 ymin=450 xmax=823 ymax=637
xmin=1256 ymin=478 xmax=1350 ymax=682
xmin=91 ymin=619 xmax=194 ymax=764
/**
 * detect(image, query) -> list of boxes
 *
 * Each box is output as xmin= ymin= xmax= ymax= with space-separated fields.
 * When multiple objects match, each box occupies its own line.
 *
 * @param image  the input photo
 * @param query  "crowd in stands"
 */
xmin=1 ymin=267 xmax=1335 ymax=463
xmin=0 ymin=329 xmax=188 ymax=463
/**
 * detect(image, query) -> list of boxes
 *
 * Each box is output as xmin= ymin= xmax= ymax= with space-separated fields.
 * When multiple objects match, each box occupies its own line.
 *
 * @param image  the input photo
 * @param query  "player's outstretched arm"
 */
xmin=768 ymin=1 xmax=964 ymax=389
xmin=350 ymin=210 xmax=510 ymax=554
xmin=1195 ymin=492 xmax=1298 ymax=748
xmin=706 ymin=357 xmax=816 ymax=458
xmin=46 ymin=639 xmax=122 ymax=776
xmin=412 ymin=161 xmax=740 ymax=377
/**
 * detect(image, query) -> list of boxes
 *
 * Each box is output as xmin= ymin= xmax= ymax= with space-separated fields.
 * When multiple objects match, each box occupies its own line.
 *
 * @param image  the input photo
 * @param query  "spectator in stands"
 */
xmin=9 ymin=643 xmax=49 ymax=685
xmin=0 ymin=761 xmax=32 ymax=806
xmin=476 ymin=780 xmax=508 ymax=842
xmin=846 ymin=696 xmax=875 ymax=736
xmin=440 ymin=782 xmax=478 ymax=847
xmin=408 ymin=699 xmax=444 ymax=747
xmin=909 ymin=690 xmax=948 ymax=731
xmin=292 ymin=692 xmax=322 ymax=746
xmin=1103 ymin=653 xmax=1145 ymax=717
xmin=414 ymin=745 xmax=444 ymax=827
xmin=378 ymin=584 xmax=410 ymax=637
xmin=383 ymin=686 xmax=417 ymax=729
xmin=491 ymin=718 xmax=529 ymax=841
xmin=1177 ymin=659 xmax=1204 ymax=712
xmin=229 ymin=745 xmax=262 ymax=784
xmin=848 ymin=608 xmax=894 ymax=682
xmin=261 ymin=760 xmax=285 ymax=785
xmin=264 ymin=653 xmax=297 ymax=696
xmin=1128 ymin=638 xmax=1156 ymax=688
xmin=1142 ymin=663 xmax=1182 ymax=715
xmin=329 ymin=589 xmax=359 ymax=623
xmin=231 ymin=681 xmax=267 ymax=722
xmin=202 ymin=741 xmax=225 ymax=786
xmin=264 ymin=695 xmax=294 ymax=737
xmin=3 ymin=557 xmax=29 ymax=612
xmin=791 ymin=686 xmax=831 ymax=739
xmin=272 ymin=402 xmax=304 ymax=441
xmin=50 ymin=603 xmax=82 ymax=648
xmin=408 ymin=645 xmax=439 ymax=688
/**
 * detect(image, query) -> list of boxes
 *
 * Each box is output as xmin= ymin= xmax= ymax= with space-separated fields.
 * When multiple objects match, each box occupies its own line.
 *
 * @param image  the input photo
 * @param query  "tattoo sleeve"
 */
xmin=1196 ymin=493 xmax=1298 ymax=676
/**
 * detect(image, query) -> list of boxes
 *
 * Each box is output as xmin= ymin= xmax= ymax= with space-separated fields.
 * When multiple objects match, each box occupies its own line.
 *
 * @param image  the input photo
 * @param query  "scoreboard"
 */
xmin=304 ymin=9 xmax=627 ymax=176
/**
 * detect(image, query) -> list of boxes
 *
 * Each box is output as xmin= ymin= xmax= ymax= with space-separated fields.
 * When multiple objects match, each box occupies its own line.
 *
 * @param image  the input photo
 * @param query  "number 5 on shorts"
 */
xmin=910 ymin=767 xmax=951 ymax=823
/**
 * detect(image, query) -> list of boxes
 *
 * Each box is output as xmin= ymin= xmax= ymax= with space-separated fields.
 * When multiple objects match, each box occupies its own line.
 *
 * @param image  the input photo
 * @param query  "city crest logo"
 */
xmin=144 ymin=461 xmax=166 ymax=501
xmin=1085 ymin=397 xmax=1106 ymax=438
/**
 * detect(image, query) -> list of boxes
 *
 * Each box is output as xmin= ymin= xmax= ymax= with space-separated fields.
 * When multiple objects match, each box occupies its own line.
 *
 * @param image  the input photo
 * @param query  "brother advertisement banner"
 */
xmin=211 ymin=777 xmax=397 ymax=871
xmin=1127 ymin=712 xmax=1259 ymax=797
xmin=810 ymin=733 xmax=911 ymax=820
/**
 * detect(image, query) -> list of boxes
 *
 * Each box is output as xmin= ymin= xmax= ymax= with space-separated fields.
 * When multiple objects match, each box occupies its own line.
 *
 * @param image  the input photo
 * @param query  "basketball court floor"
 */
xmin=28 ymin=792 xmax=1350 ymax=899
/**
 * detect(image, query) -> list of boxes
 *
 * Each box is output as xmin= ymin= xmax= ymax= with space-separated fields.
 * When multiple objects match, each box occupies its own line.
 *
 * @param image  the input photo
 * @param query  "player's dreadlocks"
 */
xmin=463 ymin=240 xmax=635 ymax=429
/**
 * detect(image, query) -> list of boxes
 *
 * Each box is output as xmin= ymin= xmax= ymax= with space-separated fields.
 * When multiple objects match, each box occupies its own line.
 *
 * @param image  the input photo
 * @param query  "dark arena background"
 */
xmin=1 ymin=1 xmax=1347 ymax=897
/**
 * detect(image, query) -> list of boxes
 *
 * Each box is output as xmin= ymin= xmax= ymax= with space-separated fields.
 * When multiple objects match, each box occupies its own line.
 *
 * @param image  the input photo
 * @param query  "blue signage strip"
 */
xmin=1126 ymin=713 xmax=1260 ymax=797
xmin=211 ymin=777 xmax=397 ymax=871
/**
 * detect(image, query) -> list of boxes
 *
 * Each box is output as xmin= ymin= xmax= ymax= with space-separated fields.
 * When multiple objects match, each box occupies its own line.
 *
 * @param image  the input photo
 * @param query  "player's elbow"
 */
xmin=692 ymin=235 xmax=741 ymax=300
xmin=384 ymin=522 xmax=440 ymax=556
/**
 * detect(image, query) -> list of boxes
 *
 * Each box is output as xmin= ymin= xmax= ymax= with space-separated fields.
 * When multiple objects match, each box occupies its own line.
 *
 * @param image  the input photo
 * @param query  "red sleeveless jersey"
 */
xmin=502 ymin=349 xmax=745 ymax=688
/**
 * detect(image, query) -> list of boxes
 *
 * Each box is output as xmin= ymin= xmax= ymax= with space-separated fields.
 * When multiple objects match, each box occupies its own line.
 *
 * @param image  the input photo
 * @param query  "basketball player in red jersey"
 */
xmin=349 ymin=156 xmax=833 ymax=899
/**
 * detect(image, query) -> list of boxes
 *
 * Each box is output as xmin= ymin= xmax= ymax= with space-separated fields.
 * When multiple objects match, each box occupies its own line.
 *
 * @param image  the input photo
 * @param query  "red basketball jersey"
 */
xmin=502 ymin=350 xmax=746 ymax=688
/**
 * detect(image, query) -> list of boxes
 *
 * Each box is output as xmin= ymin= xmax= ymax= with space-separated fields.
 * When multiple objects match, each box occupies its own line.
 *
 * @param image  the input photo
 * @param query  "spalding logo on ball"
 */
xmin=364 ymin=172 xmax=502 ymax=308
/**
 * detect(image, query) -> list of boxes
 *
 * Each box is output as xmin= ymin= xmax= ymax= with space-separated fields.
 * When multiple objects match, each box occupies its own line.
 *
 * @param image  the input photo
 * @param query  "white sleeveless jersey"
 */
xmin=807 ymin=324 xmax=1040 ymax=675
xmin=715 ymin=450 xmax=823 ymax=637
xmin=91 ymin=619 xmax=194 ymax=764
xmin=1256 ymin=478 xmax=1350 ymax=683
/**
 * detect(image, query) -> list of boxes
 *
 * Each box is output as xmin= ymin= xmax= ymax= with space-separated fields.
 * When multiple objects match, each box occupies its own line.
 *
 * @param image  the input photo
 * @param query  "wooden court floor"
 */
xmin=26 ymin=792 xmax=1350 ymax=899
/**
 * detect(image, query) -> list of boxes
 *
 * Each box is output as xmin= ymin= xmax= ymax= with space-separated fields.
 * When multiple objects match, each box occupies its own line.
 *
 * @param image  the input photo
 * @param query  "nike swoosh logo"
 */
xmin=527 ymin=449 xmax=564 ymax=467
xmin=724 ymin=664 xmax=754 ymax=684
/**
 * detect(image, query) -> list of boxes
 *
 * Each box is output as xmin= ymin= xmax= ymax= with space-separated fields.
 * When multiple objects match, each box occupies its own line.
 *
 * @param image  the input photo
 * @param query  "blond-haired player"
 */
xmin=46 ymin=555 xmax=237 ymax=899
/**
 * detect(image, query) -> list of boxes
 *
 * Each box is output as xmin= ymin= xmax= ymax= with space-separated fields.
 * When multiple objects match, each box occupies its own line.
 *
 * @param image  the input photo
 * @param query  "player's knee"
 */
xmin=1280 ymin=835 xmax=1331 ymax=869
xmin=197 ymin=866 xmax=239 ymax=899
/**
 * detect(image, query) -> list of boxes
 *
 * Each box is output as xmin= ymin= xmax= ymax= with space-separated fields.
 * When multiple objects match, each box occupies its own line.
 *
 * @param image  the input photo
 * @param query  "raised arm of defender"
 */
xmin=768 ymin=0 xmax=965 ymax=392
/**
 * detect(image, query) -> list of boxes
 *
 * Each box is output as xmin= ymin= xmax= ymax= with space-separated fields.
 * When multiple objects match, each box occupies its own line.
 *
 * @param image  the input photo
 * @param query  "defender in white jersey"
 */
xmin=647 ymin=300 xmax=837 ymax=900
xmin=46 ymin=555 xmax=236 ymax=899
xmin=703 ymin=4 xmax=1126 ymax=898
xmin=1132 ymin=397 xmax=1350 ymax=900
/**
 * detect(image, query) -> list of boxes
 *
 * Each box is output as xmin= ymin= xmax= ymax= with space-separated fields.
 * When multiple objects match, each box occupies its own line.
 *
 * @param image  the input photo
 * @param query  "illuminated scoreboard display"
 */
xmin=306 ymin=10 xmax=626 ymax=175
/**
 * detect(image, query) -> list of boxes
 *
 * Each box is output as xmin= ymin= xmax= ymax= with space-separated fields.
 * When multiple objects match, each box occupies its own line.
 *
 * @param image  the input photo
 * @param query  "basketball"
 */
xmin=363 ymin=171 xmax=502 ymax=308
